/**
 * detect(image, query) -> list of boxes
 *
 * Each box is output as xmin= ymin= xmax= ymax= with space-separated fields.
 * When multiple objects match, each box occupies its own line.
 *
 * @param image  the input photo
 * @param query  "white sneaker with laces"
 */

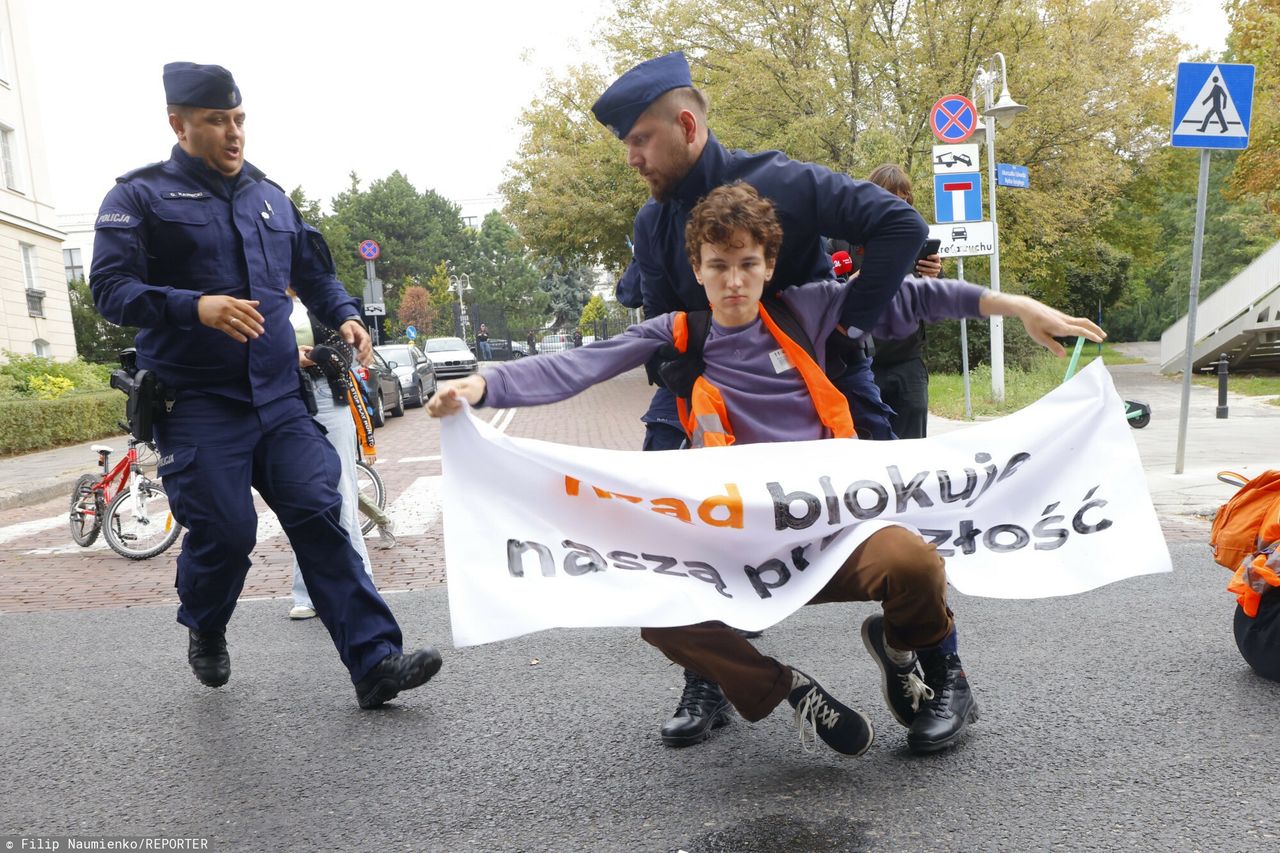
xmin=288 ymin=604 xmax=317 ymax=620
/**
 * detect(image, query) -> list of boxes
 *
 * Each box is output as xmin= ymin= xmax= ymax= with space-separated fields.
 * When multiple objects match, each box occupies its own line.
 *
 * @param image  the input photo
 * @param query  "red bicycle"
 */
xmin=69 ymin=437 xmax=182 ymax=559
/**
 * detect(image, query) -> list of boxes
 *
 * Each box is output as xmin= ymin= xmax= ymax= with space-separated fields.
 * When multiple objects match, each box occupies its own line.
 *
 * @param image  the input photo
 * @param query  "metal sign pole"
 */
xmin=957 ymin=257 xmax=972 ymax=420
xmin=984 ymin=111 xmax=1005 ymax=403
xmin=1175 ymin=149 xmax=1212 ymax=474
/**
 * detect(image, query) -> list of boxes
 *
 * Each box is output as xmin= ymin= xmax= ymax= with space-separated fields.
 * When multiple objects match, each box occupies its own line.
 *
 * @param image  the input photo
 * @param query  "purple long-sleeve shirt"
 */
xmin=481 ymin=276 xmax=984 ymax=446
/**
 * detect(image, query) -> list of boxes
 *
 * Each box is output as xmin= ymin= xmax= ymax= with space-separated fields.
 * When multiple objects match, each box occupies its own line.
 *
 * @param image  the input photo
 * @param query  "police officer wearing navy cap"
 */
xmin=593 ymin=53 xmax=977 ymax=755
xmin=91 ymin=62 xmax=442 ymax=709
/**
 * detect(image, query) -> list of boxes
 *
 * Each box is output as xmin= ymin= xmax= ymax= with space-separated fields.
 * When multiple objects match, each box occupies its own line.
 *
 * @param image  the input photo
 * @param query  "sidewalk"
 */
xmin=0 ymin=432 xmax=129 ymax=510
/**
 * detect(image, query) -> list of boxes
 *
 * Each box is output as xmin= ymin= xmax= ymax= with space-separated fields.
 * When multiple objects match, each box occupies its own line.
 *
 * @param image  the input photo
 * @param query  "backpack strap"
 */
xmin=658 ymin=310 xmax=712 ymax=398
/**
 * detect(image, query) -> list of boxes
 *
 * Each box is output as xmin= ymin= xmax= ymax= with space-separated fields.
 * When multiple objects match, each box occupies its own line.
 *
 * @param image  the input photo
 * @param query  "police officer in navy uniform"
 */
xmin=593 ymin=53 xmax=976 ymax=754
xmin=90 ymin=62 xmax=441 ymax=709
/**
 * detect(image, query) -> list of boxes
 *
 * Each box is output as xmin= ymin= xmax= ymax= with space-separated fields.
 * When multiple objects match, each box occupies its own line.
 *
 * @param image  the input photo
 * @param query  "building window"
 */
xmin=21 ymin=243 xmax=37 ymax=288
xmin=1 ymin=128 xmax=17 ymax=190
xmin=22 ymin=243 xmax=43 ymax=316
xmin=63 ymin=247 xmax=84 ymax=283
xmin=33 ymin=339 xmax=51 ymax=358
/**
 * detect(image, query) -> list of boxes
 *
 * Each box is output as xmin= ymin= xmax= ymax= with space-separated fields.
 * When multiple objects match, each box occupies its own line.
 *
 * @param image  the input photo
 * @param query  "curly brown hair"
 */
xmin=684 ymin=182 xmax=783 ymax=268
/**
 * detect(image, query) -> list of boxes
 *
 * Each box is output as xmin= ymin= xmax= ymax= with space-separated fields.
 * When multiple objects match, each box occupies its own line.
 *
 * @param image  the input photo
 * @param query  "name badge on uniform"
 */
xmin=769 ymin=348 xmax=793 ymax=374
xmin=162 ymin=191 xmax=207 ymax=200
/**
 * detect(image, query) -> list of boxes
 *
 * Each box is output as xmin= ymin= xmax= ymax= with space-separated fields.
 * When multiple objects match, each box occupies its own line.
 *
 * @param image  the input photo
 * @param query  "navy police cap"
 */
xmin=591 ymin=51 xmax=692 ymax=139
xmin=163 ymin=62 xmax=242 ymax=109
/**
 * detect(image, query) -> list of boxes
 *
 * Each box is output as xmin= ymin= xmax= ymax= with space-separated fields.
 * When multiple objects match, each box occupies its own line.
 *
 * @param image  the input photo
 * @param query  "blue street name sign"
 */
xmin=996 ymin=163 xmax=1029 ymax=188
xmin=1171 ymin=62 xmax=1255 ymax=150
xmin=933 ymin=172 xmax=983 ymax=224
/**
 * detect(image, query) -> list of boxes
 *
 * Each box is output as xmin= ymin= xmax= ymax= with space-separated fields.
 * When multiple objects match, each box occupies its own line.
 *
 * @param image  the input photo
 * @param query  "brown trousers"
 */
xmin=640 ymin=525 xmax=950 ymax=722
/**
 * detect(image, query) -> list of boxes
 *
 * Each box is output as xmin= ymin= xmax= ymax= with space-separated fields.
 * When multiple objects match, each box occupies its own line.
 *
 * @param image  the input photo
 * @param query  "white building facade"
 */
xmin=0 ymin=0 xmax=73 ymax=361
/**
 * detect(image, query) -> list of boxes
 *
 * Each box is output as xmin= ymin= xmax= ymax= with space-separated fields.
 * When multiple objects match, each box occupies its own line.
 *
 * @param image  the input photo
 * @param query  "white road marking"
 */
xmin=493 ymin=408 xmax=516 ymax=433
xmin=385 ymin=475 xmax=443 ymax=536
xmin=0 ymin=514 xmax=65 ymax=546
xmin=397 ymin=455 xmax=441 ymax=463
xmin=25 ymin=538 xmax=112 ymax=556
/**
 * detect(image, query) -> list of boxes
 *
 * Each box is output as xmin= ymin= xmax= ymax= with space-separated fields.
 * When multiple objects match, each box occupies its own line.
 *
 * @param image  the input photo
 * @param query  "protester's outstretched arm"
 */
xmin=427 ymin=376 xmax=487 ymax=418
xmin=979 ymin=292 xmax=1106 ymax=357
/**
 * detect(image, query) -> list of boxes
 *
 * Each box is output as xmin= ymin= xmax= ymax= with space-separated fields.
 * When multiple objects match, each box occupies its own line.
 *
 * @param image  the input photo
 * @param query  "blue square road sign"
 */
xmin=933 ymin=172 xmax=983 ymax=224
xmin=1171 ymin=63 xmax=1255 ymax=149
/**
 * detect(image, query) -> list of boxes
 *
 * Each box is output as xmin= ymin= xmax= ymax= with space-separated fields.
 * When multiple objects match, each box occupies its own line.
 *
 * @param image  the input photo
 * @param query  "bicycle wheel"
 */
xmin=69 ymin=474 xmax=103 ymax=547
xmin=103 ymin=480 xmax=182 ymax=560
xmin=355 ymin=461 xmax=385 ymax=535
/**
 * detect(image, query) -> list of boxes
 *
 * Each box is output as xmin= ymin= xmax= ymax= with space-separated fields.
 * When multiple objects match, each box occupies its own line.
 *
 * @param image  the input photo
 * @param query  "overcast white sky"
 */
xmin=27 ymin=0 xmax=1230 ymax=223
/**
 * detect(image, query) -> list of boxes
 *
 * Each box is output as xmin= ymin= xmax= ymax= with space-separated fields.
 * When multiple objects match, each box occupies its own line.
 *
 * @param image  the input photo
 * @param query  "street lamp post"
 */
xmin=973 ymin=52 xmax=1027 ymax=403
xmin=448 ymin=272 xmax=473 ymax=344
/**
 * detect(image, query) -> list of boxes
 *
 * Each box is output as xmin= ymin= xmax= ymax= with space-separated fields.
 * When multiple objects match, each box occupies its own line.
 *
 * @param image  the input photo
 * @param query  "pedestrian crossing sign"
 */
xmin=1171 ymin=62 xmax=1254 ymax=149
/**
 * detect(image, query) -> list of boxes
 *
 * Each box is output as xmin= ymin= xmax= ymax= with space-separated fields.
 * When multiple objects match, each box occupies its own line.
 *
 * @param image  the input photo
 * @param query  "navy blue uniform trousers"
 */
xmin=155 ymin=390 xmax=401 ymax=683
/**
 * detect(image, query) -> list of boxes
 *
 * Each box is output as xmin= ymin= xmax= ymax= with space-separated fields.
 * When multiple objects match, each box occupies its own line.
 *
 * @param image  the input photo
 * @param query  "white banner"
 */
xmin=441 ymin=361 xmax=1171 ymax=647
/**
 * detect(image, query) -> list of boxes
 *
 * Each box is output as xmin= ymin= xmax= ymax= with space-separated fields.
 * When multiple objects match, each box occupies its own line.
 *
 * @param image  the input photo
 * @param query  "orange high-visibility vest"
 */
xmin=670 ymin=303 xmax=856 ymax=448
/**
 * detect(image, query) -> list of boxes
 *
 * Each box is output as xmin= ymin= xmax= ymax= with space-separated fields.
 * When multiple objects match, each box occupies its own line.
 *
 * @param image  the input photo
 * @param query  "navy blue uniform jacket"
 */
xmin=627 ymin=132 xmax=928 ymax=427
xmin=90 ymin=144 xmax=361 ymax=406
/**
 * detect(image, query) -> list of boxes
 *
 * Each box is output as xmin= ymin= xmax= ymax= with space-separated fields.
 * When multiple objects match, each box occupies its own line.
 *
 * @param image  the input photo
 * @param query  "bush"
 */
xmin=924 ymin=317 xmax=1048 ymax=375
xmin=0 ymin=352 xmax=112 ymax=400
xmin=0 ymin=391 xmax=126 ymax=455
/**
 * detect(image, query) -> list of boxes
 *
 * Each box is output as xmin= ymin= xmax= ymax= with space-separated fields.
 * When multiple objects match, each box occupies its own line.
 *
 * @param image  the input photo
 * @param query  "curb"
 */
xmin=0 ymin=476 xmax=74 ymax=511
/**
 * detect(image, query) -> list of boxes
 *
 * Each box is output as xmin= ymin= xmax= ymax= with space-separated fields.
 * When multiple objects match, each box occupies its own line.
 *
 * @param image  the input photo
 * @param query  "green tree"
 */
xmin=466 ymin=211 xmax=552 ymax=337
xmin=502 ymin=65 xmax=645 ymax=271
xmin=538 ymin=260 xmax=596 ymax=328
xmin=68 ymin=278 xmax=136 ymax=364
xmin=578 ymin=293 xmax=609 ymax=335
xmin=288 ymin=185 xmax=324 ymax=224
xmin=505 ymin=0 xmax=1182 ymax=297
xmin=1225 ymin=0 xmax=1280 ymax=219
xmin=425 ymin=261 xmax=457 ymax=337
xmin=322 ymin=171 xmax=473 ymax=304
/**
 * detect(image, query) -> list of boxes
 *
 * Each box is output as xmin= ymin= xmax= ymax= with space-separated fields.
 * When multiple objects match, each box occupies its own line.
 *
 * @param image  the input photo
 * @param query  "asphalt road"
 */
xmin=1 ymin=363 xmax=1276 ymax=852
xmin=1 ymin=540 xmax=1274 ymax=852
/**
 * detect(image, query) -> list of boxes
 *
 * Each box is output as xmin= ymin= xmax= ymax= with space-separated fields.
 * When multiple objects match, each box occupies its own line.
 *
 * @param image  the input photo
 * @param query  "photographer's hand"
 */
xmin=198 ymin=295 xmax=264 ymax=342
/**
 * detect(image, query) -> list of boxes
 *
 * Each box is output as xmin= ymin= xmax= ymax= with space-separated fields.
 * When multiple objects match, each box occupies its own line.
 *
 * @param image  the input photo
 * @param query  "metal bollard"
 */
xmin=1216 ymin=353 xmax=1229 ymax=419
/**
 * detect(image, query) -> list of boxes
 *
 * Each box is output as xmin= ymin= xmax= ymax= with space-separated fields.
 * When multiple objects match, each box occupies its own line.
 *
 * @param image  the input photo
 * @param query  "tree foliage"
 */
xmin=68 ymin=278 xmax=136 ymax=364
xmin=504 ymin=0 xmax=1181 ymax=290
xmin=539 ymin=260 xmax=598 ymax=329
xmin=1225 ymin=0 xmax=1280 ymax=217
xmin=319 ymin=171 xmax=472 ymax=304
xmin=397 ymin=285 xmax=436 ymax=337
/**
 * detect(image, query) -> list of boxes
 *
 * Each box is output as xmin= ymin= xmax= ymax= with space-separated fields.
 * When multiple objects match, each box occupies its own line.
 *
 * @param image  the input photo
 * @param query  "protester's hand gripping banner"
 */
xmin=440 ymin=361 xmax=1171 ymax=647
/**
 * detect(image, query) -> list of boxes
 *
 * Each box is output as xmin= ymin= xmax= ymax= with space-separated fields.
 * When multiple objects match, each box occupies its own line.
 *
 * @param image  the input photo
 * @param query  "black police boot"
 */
xmin=355 ymin=647 xmax=443 ymax=709
xmin=187 ymin=628 xmax=230 ymax=688
xmin=906 ymin=649 xmax=979 ymax=754
xmin=660 ymin=669 xmax=732 ymax=747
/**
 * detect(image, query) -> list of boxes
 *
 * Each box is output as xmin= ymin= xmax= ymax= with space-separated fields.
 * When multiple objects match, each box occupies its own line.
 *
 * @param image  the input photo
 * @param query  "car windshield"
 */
xmin=377 ymin=346 xmax=413 ymax=363
xmin=425 ymin=338 xmax=469 ymax=352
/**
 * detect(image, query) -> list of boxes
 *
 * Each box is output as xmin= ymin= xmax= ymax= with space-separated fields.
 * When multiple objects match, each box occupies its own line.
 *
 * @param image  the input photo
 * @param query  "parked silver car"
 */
xmin=423 ymin=337 xmax=479 ymax=379
xmin=374 ymin=343 xmax=437 ymax=408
